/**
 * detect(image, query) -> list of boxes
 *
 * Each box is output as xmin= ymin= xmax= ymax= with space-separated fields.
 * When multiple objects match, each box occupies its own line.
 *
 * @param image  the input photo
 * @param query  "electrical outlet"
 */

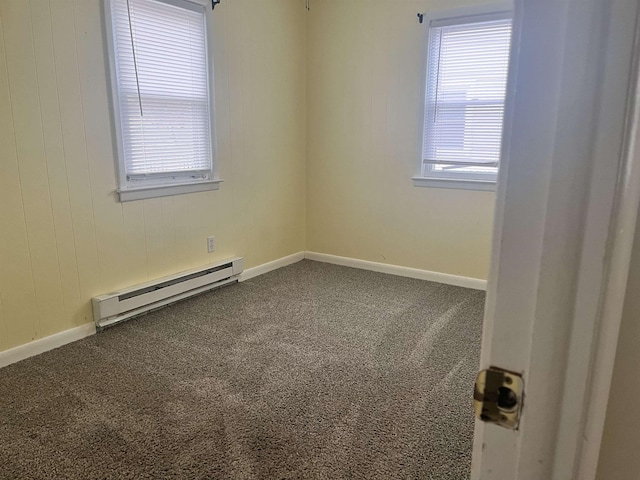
xmin=207 ymin=236 xmax=215 ymax=253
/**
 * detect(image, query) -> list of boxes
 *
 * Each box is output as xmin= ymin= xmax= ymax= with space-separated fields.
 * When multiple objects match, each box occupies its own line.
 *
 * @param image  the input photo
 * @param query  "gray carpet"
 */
xmin=0 ymin=260 xmax=484 ymax=480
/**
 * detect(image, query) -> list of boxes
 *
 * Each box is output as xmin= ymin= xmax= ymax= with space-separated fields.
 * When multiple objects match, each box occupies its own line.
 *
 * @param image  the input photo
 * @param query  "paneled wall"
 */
xmin=0 ymin=0 xmax=499 ymax=354
xmin=0 ymin=0 xmax=306 ymax=352
xmin=306 ymin=0 xmax=496 ymax=280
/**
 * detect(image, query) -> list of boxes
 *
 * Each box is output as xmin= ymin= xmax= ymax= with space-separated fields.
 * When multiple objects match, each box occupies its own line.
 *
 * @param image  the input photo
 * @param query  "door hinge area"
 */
xmin=474 ymin=367 xmax=524 ymax=430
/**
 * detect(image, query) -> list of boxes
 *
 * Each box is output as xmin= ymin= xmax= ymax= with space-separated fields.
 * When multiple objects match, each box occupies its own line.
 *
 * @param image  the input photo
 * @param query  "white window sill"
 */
xmin=412 ymin=176 xmax=496 ymax=191
xmin=118 ymin=179 xmax=223 ymax=202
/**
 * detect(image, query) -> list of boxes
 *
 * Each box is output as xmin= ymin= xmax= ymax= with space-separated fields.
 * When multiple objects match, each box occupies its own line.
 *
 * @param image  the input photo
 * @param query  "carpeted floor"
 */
xmin=0 ymin=260 xmax=485 ymax=480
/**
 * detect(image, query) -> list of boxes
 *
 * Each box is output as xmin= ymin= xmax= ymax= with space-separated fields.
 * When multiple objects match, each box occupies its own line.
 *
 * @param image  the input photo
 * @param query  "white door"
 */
xmin=472 ymin=1 xmax=640 ymax=479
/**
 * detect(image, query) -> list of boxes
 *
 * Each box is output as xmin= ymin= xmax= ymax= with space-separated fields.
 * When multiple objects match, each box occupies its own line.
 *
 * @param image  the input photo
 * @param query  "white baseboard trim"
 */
xmin=0 ymin=322 xmax=96 ymax=369
xmin=304 ymin=251 xmax=487 ymax=290
xmin=239 ymin=251 xmax=305 ymax=282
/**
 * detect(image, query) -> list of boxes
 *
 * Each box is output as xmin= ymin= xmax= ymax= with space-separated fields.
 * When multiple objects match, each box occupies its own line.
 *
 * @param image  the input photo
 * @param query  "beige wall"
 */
xmin=306 ymin=0 xmax=496 ymax=280
xmin=0 ymin=0 xmax=499 ymax=355
xmin=0 ymin=0 xmax=306 ymax=352
xmin=597 ymin=210 xmax=640 ymax=480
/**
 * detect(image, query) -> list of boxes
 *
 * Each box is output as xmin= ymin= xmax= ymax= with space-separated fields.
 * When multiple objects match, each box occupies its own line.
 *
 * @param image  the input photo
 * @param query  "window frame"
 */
xmin=103 ymin=0 xmax=222 ymax=202
xmin=413 ymin=3 xmax=513 ymax=192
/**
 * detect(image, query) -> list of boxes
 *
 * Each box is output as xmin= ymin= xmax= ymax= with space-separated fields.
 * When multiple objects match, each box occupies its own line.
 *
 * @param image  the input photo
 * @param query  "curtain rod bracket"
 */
xmin=417 ymin=13 xmax=425 ymax=24
xmin=212 ymin=0 xmax=222 ymax=10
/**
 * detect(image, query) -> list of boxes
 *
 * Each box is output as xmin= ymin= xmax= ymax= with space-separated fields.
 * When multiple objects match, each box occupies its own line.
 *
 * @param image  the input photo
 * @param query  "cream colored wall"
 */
xmin=0 ymin=0 xmax=499 ymax=354
xmin=0 ymin=0 xmax=306 ymax=352
xmin=306 ymin=0 xmax=496 ymax=280
xmin=597 ymin=210 xmax=640 ymax=480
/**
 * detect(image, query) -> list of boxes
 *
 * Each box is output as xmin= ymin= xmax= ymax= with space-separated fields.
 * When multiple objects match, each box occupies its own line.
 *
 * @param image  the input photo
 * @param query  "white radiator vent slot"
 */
xmin=92 ymin=257 xmax=243 ymax=329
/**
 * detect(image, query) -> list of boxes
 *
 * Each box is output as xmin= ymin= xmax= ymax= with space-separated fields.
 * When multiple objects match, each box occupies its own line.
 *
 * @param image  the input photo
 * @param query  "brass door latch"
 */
xmin=474 ymin=367 xmax=524 ymax=430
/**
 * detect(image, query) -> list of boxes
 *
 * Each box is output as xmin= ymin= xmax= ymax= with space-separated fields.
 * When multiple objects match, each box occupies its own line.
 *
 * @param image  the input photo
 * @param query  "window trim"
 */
xmin=414 ymin=2 xmax=513 ymax=190
xmin=103 ymin=0 xmax=222 ymax=202
xmin=412 ymin=176 xmax=496 ymax=192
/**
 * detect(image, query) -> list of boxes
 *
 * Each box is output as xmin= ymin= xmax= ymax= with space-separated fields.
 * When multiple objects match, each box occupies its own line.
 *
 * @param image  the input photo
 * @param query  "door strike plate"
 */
xmin=474 ymin=367 xmax=524 ymax=430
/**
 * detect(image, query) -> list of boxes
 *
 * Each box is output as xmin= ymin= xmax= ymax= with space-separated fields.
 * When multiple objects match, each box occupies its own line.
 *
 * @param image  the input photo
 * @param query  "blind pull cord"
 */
xmin=126 ymin=0 xmax=143 ymax=117
xmin=433 ymin=35 xmax=443 ymax=123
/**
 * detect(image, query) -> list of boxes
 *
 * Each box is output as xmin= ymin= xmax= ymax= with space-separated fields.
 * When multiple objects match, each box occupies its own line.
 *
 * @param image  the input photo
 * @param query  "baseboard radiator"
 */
xmin=92 ymin=257 xmax=243 ymax=329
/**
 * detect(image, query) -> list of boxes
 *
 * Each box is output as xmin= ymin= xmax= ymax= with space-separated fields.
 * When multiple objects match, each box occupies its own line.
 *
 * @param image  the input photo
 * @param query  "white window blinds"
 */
xmin=422 ymin=14 xmax=512 ymax=175
xmin=109 ymin=0 xmax=213 ymax=189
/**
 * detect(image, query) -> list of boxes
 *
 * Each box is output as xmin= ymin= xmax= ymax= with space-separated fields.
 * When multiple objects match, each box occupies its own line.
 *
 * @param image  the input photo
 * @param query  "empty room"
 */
xmin=2 ymin=0 xmax=640 ymax=479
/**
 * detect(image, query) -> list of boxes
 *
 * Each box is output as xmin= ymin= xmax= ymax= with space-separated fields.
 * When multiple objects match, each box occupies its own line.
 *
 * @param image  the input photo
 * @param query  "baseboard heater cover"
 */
xmin=92 ymin=257 xmax=243 ymax=329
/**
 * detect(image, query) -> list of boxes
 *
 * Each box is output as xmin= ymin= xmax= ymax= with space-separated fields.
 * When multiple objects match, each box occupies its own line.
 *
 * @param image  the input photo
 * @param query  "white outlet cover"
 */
xmin=207 ymin=236 xmax=215 ymax=253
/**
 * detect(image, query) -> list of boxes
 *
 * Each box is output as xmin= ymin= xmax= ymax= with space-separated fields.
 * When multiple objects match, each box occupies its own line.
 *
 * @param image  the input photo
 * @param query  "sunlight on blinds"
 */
xmin=423 ymin=16 xmax=512 ymax=172
xmin=110 ymin=0 xmax=212 ymax=186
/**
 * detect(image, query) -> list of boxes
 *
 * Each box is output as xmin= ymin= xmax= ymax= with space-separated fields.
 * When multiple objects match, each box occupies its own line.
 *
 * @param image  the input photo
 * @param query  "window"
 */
xmin=105 ymin=0 xmax=220 ymax=201
xmin=414 ymin=8 xmax=513 ymax=190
